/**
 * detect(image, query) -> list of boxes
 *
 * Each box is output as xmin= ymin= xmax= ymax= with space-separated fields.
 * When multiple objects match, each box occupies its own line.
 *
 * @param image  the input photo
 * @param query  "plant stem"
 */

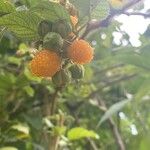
xmin=47 ymin=87 xmax=62 ymax=150
xmin=50 ymin=87 xmax=61 ymax=115
xmin=97 ymin=98 xmax=126 ymax=150
xmin=80 ymin=0 xmax=144 ymax=39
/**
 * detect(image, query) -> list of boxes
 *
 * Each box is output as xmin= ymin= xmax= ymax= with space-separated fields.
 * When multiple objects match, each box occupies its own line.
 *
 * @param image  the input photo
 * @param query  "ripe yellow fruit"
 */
xmin=30 ymin=50 xmax=61 ymax=77
xmin=70 ymin=15 xmax=78 ymax=27
xmin=67 ymin=40 xmax=94 ymax=64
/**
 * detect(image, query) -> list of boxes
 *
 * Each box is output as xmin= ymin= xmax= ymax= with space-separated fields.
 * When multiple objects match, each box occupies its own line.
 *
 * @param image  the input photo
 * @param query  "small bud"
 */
xmin=43 ymin=32 xmax=63 ymax=53
xmin=16 ymin=50 xmax=26 ymax=57
xmin=69 ymin=64 xmax=85 ymax=79
xmin=38 ymin=20 xmax=52 ymax=37
xmin=52 ymin=20 xmax=72 ymax=38
xmin=52 ymin=69 xmax=71 ymax=87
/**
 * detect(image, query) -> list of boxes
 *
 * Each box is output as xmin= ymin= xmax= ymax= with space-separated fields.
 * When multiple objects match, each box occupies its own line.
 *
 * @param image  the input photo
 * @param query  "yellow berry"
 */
xmin=67 ymin=40 xmax=94 ymax=64
xmin=30 ymin=50 xmax=61 ymax=77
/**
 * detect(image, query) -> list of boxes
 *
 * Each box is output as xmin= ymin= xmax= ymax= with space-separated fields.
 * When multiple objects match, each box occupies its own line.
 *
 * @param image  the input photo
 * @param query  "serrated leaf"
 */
xmin=0 ymin=11 xmax=41 ymax=40
xmin=20 ymin=0 xmax=46 ymax=7
xmin=92 ymin=0 xmax=110 ymax=20
xmin=30 ymin=1 xmax=70 ymax=22
xmin=0 ymin=0 xmax=15 ymax=16
xmin=70 ymin=0 xmax=90 ymax=17
xmin=98 ymin=99 xmax=131 ymax=126
xmin=67 ymin=127 xmax=99 ymax=140
xmin=70 ymin=0 xmax=110 ymax=19
xmin=0 ymin=147 xmax=18 ymax=150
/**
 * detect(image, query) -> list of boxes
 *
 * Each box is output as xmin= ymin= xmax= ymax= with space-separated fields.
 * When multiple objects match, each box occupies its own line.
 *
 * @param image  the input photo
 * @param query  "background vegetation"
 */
xmin=0 ymin=0 xmax=150 ymax=150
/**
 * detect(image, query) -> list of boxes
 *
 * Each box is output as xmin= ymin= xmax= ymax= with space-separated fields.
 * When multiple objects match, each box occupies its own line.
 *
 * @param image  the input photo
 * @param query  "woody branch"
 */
xmin=81 ymin=0 xmax=145 ymax=39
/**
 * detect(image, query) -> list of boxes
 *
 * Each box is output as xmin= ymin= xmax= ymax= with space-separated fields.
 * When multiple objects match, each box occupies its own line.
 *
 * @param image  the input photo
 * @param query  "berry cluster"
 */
xmin=30 ymin=1 xmax=94 ymax=87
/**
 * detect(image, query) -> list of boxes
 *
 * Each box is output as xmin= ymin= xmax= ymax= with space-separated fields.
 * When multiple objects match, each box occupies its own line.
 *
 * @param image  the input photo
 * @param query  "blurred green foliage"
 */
xmin=0 ymin=0 xmax=150 ymax=150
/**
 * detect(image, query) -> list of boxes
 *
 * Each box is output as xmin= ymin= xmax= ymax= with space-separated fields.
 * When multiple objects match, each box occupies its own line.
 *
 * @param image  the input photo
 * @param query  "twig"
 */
xmin=87 ymin=138 xmax=99 ymax=150
xmin=41 ymin=87 xmax=62 ymax=150
xmin=77 ymin=22 xmax=88 ymax=33
xmin=109 ymin=118 xmax=126 ymax=150
xmin=50 ymin=87 xmax=62 ymax=115
xmin=49 ymin=87 xmax=62 ymax=150
xmin=66 ymin=103 xmax=100 ymax=149
xmin=97 ymin=98 xmax=126 ymax=150
xmin=86 ymin=73 xmax=137 ymax=100
xmin=94 ymin=63 xmax=125 ymax=75
xmin=122 ymin=12 xmax=150 ymax=18
xmin=80 ymin=0 xmax=144 ymax=39
xmin=103 ymin=74 xmax=137 ymax=87
xmin=121 ymin=0 xmax=143 ymax=11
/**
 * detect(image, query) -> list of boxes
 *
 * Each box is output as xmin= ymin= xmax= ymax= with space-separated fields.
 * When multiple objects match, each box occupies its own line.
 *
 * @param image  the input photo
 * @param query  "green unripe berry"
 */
xmin=52 ymin=69 xmax=71 ymax=87
xmin=52 ymin=20 xmax=72 ymax=38
xmin=69 ymin=64 xmax=85 ymax=79
xmin=43 ymin=32 xmax=63 ymax=52
xmin=38 ymin=20 xmax=52 ymax=37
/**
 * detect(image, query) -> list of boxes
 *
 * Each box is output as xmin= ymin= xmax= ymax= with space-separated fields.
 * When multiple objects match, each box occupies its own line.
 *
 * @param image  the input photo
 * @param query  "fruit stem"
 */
xmin=48 ymin=87 xmax=63 ymax=150
xmin=50 ymin=87 xmax=61 ymax=115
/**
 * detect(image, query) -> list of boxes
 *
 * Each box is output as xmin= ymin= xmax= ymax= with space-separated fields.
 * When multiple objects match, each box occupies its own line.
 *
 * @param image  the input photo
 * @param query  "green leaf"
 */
xmin=0 ymin=0 xmax=15 ymax=16
xmin=30 ymin=1 xmax=70 ymax=22
xmin=92 ymin=0 xmax=110 ymax=20
xmin=20 ymin=0 xmax=46 ymax=7
xmin=7 ymin=57 xmax=21 ymax=65
xmin=43 ymin=118 xmax=54 ymax=128
xmin=24 ymin=67 xmax=41 ymax=83
xmin=70 ymin=0 xmax=90 ymax=17
xmin=53 ymin=126 xmax=66 ymax=136
xmin=0 ymin=73 xmax=16 ymax=91
xmin=0 ymin=147 xmax=18 ymax=150
xmin=15 ymin=75 xmax=29 ymax=88
xmin=23 ymin=85 xmax=34 ymax=97
xmin=139 ymin=136 xmax=150 ymax=150
xmin=135 ymin=78 xmax=150 ymax=101
xmin=70 ymin=0 xmax=110 ymax=19
xmin=0 ymin=27 xmax=7 ymax=42
xmin=11 ymin=124 xmax=30 ymax=135
xmin=115 ymin=45 xmax=150 ymax=70
xmin=0 ymin=11 xmax=41 ymax=40
xmin=23 ymin=114 xmax=43 ymax=130
xmin=67 ymin=127 xmax=99 ymax=140
xmin=98 ymin=99 xmax=131 ymax=126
